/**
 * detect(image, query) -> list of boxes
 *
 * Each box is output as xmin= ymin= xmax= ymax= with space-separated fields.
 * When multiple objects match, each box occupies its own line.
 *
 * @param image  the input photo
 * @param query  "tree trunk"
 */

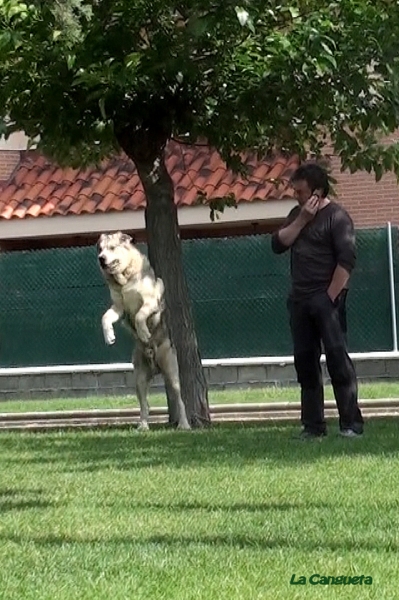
xmin=122 ymin=149 xmax=210 ymax=427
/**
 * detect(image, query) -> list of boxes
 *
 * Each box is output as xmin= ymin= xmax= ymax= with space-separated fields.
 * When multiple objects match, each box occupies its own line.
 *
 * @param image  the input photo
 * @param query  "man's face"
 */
xmin=292 ymin=179 xmax=313 ymax=206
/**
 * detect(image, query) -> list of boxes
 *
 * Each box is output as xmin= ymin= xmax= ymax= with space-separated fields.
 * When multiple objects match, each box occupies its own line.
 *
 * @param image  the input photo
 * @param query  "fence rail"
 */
xmin=1 ymin=399 xmax=399 ymax=431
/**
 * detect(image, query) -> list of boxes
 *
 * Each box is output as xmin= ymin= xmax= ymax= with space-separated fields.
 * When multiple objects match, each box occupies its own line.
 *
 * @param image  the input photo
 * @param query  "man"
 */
xmin=271 ymin=162 xmax=364 ymax=439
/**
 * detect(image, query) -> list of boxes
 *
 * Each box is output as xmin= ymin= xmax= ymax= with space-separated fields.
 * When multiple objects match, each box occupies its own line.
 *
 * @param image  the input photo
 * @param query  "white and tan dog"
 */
xmin=98 ymin=232 xmax=190 ymax=430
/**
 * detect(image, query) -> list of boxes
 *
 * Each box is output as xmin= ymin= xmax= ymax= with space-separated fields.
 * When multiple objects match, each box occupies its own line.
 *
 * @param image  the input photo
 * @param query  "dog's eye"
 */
xmin=108 ymin=245 xmax=115 ymax=251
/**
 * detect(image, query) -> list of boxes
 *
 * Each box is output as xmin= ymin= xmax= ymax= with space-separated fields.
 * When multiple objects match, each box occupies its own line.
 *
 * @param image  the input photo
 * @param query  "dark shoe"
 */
xmin=293 ymin=429 xmax=326 ymax=441
xmin=339 ymin=428 xmax=363 ymax=438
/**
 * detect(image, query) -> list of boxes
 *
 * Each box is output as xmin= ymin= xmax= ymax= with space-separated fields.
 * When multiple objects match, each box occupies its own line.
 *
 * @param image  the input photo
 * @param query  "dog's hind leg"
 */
xmin=133 ymin=279 xmax=165 ymax=344
xmin=134 ymin=301 xmax=157 ymax=344
xmin=133 ymin=349 xmax=152 ymax=431
xmin=156 ymin=341 xmax=191 ymax=430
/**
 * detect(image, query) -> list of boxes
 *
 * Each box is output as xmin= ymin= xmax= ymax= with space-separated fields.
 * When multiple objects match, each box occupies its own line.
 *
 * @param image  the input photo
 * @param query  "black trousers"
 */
xmin=288 ymin=290 xmax=364 ymax=434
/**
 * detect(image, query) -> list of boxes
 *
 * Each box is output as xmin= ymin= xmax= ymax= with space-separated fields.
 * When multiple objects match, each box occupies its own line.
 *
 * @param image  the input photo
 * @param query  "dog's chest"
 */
xmin=121 ymin=285 xmax=143 ymax=313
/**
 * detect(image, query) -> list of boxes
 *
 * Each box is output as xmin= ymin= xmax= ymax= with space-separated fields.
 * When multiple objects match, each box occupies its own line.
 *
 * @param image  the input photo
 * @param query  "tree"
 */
xmin=2 ymin=0 xmax=399 ymax=425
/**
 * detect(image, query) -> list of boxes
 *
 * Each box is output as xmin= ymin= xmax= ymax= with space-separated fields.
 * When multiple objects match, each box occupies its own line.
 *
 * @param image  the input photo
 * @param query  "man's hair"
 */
xmin=291 ymin=162 xmax=329 ymax=197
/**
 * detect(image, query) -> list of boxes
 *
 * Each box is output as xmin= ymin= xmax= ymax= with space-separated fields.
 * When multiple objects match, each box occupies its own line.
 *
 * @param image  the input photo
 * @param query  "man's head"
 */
xmin=291 ymin=163 xmax=329 ymax=206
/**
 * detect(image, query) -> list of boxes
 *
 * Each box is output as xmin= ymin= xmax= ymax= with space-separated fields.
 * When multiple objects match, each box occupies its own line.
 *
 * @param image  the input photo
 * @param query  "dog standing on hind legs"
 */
xmin=97 ymin=231 xmax=190 ymax=431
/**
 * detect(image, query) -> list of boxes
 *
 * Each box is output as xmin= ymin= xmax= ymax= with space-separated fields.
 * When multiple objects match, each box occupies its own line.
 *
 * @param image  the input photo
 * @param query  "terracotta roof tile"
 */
xmin=0 ymin=141 xmax=298 ymax=220
xmin=26 ymin=203 xmax=43 ymax=218
xmin=13 ymin=165 xmax=30 ymax=186
xmin=0 ymin=183 xmax=17 ymax=204
xmin=179 ymin=186 xmax=201 ymax=206
xmin=11 ymin=185 xmax=30 ymax=204
xmin=24 ymin=181 xmax=46 ymax=202
xmin=69 ymin=194 xmax=92 ymax=215
xmin=13 ymin=206 xmax=27 ymax=219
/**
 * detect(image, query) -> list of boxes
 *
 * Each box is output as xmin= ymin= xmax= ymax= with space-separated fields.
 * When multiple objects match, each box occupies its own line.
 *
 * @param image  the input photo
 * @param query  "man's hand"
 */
xmin=299 ymin=192 xmax=321 ymax=224
xmin=272 ymin=189 xmax=324 ymax=251
xmin=327 ymin=265 xmax=351 ymax=304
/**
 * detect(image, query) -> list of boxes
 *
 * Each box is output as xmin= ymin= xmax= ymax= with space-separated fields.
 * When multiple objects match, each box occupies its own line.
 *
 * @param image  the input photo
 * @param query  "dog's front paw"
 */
xmin=103 ymin=328 xmax=116 ymax=345
xmin=136 ymin=328 xmax=151 ymax=345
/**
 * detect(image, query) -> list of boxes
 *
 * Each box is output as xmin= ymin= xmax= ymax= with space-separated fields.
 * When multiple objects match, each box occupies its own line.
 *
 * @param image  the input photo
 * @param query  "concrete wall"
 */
xmin=1 ymin=357 xmax=399 ymax=401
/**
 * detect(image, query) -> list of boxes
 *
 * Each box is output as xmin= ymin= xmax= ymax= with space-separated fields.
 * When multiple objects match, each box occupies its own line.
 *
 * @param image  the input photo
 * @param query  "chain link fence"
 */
xmin=0 ymin=227 xmax=396 ymax=367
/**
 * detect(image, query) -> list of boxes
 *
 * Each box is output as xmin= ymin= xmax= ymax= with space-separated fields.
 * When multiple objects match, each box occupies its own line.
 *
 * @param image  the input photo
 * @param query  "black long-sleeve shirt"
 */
xmin=271 ymin=202 xmax=356 ymax=299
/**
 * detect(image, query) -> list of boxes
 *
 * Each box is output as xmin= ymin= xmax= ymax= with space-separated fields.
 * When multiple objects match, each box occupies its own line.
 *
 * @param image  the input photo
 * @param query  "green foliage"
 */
xmin=1 ymin=0 xmax=399 ymax=179
xmin=195 ymin=190 xmax=238 ymax=221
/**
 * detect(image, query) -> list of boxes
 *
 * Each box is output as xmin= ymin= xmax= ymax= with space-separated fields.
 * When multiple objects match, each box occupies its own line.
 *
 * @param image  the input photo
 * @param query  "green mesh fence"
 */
xmin=347 ymin=227 xmax=393 ymax=352
xmin=182 ymin=235 xmax=292 ymax=357
xmin=0 ymin=227 xmax=396 ymax=367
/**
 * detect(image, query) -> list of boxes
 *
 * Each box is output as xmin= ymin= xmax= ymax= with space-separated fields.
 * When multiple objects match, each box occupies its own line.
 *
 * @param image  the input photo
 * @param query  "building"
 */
xmin=0 ymin=134 xmax=299 ymax=251
xmin=0 ymin=133 xmax=397 ymax=392
xmin=1 ymin=132 xmax=398 ymax=251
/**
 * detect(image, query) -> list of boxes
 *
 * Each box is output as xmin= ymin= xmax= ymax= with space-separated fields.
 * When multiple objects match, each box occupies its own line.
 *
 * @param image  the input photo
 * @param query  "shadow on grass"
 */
xmin=0 ymin=487 xmax=57 ymax=513
xmin=1 ymin=418 xmax=399 ymax=472
xmin=128 ymin=500 xmax=331 ymax=512
xmin=0 ymin=530 xmax=397 ymax=553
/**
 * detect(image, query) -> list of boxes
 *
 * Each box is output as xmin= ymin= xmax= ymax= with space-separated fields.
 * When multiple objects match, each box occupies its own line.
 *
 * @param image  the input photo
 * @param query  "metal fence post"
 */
xmin=387 ymin=221 xmax=398 ymax=351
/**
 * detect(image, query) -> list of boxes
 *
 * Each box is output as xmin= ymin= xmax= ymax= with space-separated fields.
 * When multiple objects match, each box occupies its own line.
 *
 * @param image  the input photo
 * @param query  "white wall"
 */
xmin=0 ymin=131 xmax=29 ymax=151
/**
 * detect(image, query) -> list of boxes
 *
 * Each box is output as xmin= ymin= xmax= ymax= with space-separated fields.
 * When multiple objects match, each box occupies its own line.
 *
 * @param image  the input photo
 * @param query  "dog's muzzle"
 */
xmin=98 ymin=255 xmax=106 ymax=268
xmin=98 ymin=256 xmax=119 ymax=271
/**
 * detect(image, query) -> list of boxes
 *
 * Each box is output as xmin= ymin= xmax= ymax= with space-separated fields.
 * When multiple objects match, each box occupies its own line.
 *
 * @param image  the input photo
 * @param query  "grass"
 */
xmin=1 ymin=380 xmax=399 ymax=414
xmin=1 ymin=418 xmax=399 ymax=599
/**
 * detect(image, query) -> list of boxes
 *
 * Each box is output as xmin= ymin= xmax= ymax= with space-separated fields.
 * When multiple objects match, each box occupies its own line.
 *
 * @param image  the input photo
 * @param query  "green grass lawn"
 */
xmin=1 ymin=419 xmax=399 ymax=599
xmin=1 ymin=380 xmax=399 ymax=413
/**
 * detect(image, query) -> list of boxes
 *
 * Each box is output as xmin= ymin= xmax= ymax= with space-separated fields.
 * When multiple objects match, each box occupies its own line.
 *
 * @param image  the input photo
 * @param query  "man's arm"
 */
xmin=327 ymin=265 xmax=351 ymax=302
xmin=271 ymin=194 xmax=321 ymax=253
xmin=274 ymin=213 xmax=308 ymax=250
xmin=328 ymin=209 xmax=356 ymax=302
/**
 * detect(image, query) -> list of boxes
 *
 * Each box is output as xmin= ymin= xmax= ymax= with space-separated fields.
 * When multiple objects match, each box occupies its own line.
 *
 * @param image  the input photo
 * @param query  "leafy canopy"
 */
xmin=1 ymin=0 xmax=399 ymax=180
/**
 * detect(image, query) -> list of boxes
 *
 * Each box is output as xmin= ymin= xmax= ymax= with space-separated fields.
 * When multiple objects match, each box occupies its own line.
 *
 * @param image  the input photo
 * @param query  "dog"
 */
xmin=97 ymin=231 xmax=190 ymax=431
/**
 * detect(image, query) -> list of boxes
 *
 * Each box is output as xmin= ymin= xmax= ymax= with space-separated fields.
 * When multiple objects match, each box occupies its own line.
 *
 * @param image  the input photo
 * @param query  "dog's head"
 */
xmin=97 ymin=232 xmax=134 ymax=275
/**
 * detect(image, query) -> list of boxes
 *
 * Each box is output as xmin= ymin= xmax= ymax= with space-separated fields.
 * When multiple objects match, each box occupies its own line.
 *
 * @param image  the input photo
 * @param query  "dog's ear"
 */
xmin=97 ymin=233 xmax=106 ymax=249
xmin=120 ymin=233 xmax=133 ymax=245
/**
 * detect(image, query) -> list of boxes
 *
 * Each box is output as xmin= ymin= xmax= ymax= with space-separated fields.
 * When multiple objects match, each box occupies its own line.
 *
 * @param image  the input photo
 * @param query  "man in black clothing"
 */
xmin=271 ymin=162 xmax=364 ymax=439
